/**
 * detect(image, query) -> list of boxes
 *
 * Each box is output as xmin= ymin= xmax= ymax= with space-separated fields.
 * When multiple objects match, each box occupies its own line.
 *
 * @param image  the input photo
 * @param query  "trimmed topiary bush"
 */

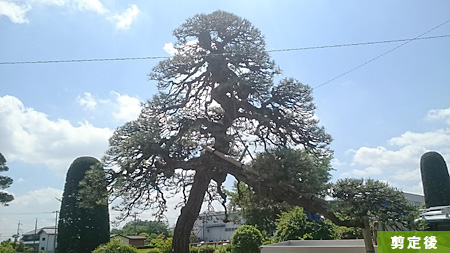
xmin=92 ymin=239 xmax=138 ymax=253
xmin=231 ymin=225 xmax=262 ymax=253
xmin=273 ymin=206 xmax=339 ymax=242
xmin=58 ymin=157 xmax=110 ymax=253
xmin=420 ymin=151 xmax=450 ymax=208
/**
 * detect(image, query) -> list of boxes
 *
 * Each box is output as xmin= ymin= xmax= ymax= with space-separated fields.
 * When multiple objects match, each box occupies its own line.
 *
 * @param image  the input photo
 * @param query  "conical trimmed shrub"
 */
xmin=420 ymin=151 xmax=450 ymax=208
xmin=57 ymin=157 xmax=110 ymax=253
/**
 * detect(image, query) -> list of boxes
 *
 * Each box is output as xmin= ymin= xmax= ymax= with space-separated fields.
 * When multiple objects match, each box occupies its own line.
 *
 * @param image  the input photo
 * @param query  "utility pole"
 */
xmin=14 ymin=220 xmax=22 ymax=247
xmin=134 ymin=212 xmax=138 ymax=235
xmin=34 ymin=218 xmax=38 ymax=253
xmin=53 ymin=211 xmax=58 ymax=253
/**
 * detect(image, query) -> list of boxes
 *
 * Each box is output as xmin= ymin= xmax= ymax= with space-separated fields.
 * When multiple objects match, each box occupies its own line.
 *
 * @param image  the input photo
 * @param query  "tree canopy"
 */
xmin=330 ymin=178 xmax=419 ymax=253
xmin=111 ymin=219 xmax=170 ymax=237
xmin=227 ymin=147 xmax=332 ymax=236
xmin=0 ymin=153 xmax=14 ymax=206
xmin=104 ymin=10 xmax=333 ymax=252
xmin=330 ymin=178 xmax=418 ymax=230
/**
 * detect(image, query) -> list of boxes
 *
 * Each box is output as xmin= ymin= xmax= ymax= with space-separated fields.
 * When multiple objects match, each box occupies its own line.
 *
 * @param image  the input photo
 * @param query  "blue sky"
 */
xmin=1 ymin=0 xmax=450 ymax=240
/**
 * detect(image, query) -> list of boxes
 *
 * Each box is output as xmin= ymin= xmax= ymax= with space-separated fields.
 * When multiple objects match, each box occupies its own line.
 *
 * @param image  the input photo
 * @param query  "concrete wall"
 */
xmin=261 ymin=240 xmax=377 ymax=253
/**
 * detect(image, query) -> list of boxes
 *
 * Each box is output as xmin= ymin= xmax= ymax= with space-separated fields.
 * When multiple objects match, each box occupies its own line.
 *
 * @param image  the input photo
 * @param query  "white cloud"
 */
xmin=426 ymin=107 xmax=450 ymax=125
xmin=402 ymin=182 xmax=424 ymax=195
xmin=391 ymin=168 xmax=421 ymax=181
xmin=32 ymin=0 xmax=107 ymax=14
xmin=342 ymin=107 xmax=450 ymax=193
xmin=2 ymin=0 xmax=140 ymax=30
xmin=331 ymin=158 xmax=345 ymax=168
xmin=388 ymin=129 xmax=450 ymax=147
xmin=111 ymin=92 xmax=142 ymax=122
xmin=351 ymin=145 xmax=425 ymax=169
xmin=77 ymin=92 xmax=97 ymax=110
xmin=0 ymin=0 xmax=31 ymax=24
xmin=31 ymin=0 xmax=64 ymax=6
xmin=0 ymin=95 xmax=113 ymax=174
xmin=75 ymin=91 xmax=142 ymax=122
xmin=12 ymin=187 xmax=63 ymax=207
xmin=73 ymin=0 xmax=107 ymax=14
xmin=163 ymin=42 xmax=177 ymax=56
xmin=340 ymin=166 xmax=382 ymax=178
xmin=108 ymin=4 xmax=139 ymax=30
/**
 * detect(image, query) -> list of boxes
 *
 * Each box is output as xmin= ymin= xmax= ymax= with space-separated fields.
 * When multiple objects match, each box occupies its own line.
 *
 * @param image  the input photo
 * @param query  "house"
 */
xmin=21 ymin=230 xmax=39 ymax=251
xmin=403 ymin=192 xmax=425 ymax=206
xmin=418 ymin=205 xmax=450 ymax=230
xmin=110 ymin=234 xmax=147 ymax=247
xmin=22 ymin=226 xmax=57 ymax=253
xmin=192 ymin=211 xmax=243 ymax=242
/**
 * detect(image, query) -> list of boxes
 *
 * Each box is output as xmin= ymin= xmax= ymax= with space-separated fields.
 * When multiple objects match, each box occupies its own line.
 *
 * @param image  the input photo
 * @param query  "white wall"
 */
xmin=192 ymin=212 xmax=242 ymax=242
xmin=38 ymin=232 xmax=56 ymax=253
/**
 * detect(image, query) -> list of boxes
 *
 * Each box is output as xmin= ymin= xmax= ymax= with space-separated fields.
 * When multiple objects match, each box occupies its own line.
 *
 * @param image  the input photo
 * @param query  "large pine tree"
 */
xmin=105 ymin=11 xmax=337 ymax=252
xmin=57 ymin=157 xmax=110 ymax=253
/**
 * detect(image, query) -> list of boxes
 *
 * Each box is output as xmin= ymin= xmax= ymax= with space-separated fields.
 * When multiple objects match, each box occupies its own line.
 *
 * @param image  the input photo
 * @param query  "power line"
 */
xmin=0 ymin=211 xmax=56 ymax=215
xmin=313 ymin=18 xmax=450 ymax=89
xmin=267 ymin=34 xmax=450 ymax=53
xmin=0 ymin=56 xmax=168 ymax=65
xmin=0 ymin=34 xmax=449 ymax=65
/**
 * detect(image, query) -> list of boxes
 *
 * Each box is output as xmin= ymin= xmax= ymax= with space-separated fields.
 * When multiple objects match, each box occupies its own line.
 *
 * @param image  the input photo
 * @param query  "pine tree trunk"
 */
xmin=172 ymin=168 xmax=212 ymax=253
xmin=362 ymin=216 xmax=375 ymax=253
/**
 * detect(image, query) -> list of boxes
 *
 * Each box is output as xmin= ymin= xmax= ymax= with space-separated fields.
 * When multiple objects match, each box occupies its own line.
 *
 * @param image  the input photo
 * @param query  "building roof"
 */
xmin=41 ymin=227 xmax=58 ymax=235
xmin=23 ymin=226 xmax=57 ymax=236
xmin=419 ymin=205 xmax=450 ymax=223
xmin=111 ymin=234 xmax=147 ymax=240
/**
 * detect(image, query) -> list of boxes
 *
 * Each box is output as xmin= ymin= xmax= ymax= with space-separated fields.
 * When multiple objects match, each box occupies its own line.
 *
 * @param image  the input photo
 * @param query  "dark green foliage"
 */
xmin=92 ymin=239 xmax=138 ymax=253
xmin=337 ymin=226 xmax=363 ymax=239
xmin=0 ymin=153 xmax=14 ymax=206
xmin=330 ymin=178 xmax=419 ymax=230
xmin=250 ymin=148 xmax=332 ymax=195
xmin=227 ymin=181 xmax=289 ymax=237
xmin=420 ymin=151 xmax=450 ymax=208
xmin=231 ymin=225 xmax=263 ymax=253
xmin=136 ymin=244 xmax=156 ymax=249
xmin=227 ymin=148 xmax=332 ymax=237
xmin=58 ymin=157 xmax=110 ymax=253
xmin=272 ymin=206 xmax=339 ymax=242
xmin=189 ymin=245 xmax=217 ymax=253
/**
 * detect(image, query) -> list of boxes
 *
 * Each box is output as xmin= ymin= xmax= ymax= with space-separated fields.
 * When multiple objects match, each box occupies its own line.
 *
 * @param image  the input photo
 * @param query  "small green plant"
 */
xmin=151 ymin=234 xmax=172 ymax=253
xmin=273 ymin=206 xmax=339 ymax=242
xmin=214 ymin=244 xmax=232 ymax=253
xmin=92 ymin=239 xmax=138 ymax=253
xmin=231 ymin=225 xmax=263 ymax=253
xmin=145 ymin=249 xmax=162 ymax=253
xmin=0 ymin=241 xmax=15 ymax=253
xmin=198 ymin=245 xmax=215 ymax=253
